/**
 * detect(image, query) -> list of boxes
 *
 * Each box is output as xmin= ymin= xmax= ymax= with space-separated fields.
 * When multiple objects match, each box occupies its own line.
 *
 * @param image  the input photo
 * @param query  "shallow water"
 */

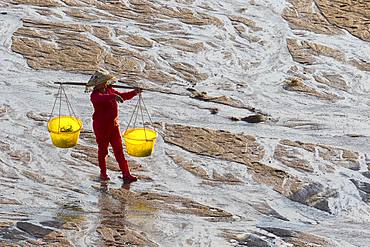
xmin=0 ymin=0 xmax=369 ymax=246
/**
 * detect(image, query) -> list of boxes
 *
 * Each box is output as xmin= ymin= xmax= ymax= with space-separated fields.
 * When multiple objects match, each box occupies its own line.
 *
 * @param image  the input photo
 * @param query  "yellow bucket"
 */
xmin=48 ymin=116 xmax=83 ymax=148
xmin=123 ymin=128 xmax=157 ymax=157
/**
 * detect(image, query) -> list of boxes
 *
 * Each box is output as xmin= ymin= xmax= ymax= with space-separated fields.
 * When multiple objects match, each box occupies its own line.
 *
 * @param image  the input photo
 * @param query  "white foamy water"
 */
xmin=0 ymin=0 xmax=369 ymax=246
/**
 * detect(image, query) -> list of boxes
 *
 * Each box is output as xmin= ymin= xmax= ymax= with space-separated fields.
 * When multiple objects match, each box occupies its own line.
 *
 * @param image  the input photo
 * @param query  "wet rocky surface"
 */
xmin=1 ymin=0 xmax=370 ymax=246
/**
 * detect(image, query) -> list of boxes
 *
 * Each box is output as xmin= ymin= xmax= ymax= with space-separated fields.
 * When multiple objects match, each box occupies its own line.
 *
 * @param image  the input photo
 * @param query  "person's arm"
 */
xmin=90 ymin=91 xmax=116 ymax=104
xmin=111 ymin=88 xmax=139 ymax=101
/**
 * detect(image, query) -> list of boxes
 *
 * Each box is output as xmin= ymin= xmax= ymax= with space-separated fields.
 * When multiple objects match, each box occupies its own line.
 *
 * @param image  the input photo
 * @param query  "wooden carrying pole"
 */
xmin=54 ymin=81 xmax=136 ymax=90
xmin=53 ymin=81 xmax=181 ymax=95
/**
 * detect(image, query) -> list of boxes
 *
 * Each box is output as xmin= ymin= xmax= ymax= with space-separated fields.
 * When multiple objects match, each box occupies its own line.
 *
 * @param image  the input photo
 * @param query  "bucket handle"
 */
xmin=48 ymin=84 xmax=81 ymax=133
xmin=125 ymin=92 xmax=155 ymax=141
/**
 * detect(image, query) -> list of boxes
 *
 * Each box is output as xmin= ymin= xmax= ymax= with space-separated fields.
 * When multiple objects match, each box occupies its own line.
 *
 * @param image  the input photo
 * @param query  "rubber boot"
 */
xmin=122 ymin=173 xmax=137 ymax=183
xmin=100 ymin=173 xmax=110 ymax=181
xmin=119 ymin=160 xmax=137 ymax=183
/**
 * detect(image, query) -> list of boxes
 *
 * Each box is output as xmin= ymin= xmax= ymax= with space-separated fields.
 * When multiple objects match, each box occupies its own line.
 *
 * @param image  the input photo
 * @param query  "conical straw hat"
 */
xmin=86 ymin=68 xmax=116 ymax=87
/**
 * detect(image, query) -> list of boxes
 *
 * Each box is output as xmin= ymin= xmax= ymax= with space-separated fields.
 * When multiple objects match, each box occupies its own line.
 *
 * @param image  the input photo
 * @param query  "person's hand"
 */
xmin=115 ymin=95 xmax=123 ymax=103
xmin=134 ymin=88 xmax=142 ymax=94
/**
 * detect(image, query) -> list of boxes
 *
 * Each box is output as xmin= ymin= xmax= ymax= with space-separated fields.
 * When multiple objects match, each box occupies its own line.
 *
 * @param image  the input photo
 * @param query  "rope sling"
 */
xmin=123 ymin=92 xmax=157 ymax=157
xmin=47 ymin=84 xmax=82 ymax=148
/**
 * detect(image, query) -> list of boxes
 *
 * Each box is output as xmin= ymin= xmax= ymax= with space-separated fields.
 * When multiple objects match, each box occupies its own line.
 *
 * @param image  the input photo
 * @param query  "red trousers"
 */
xmin=93 ymin=120 xmax=129 ymax=176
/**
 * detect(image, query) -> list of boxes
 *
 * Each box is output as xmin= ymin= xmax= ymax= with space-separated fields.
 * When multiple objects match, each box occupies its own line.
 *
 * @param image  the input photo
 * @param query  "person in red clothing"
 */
xmin=86 ymin=68 xmax=140 ymax=183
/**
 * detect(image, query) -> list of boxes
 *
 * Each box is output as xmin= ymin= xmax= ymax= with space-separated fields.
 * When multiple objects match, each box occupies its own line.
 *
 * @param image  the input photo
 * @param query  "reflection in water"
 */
xmin=99 ymin=181 xmax=109 ymax=193
xmin=99 ymin=180 xmax=131 ymax=192
xmin=96 ymin=181 xmax=128 ymax=245
xmin=97 ymin=181 xmax=127 ymax=221
xmin=121 ymin=182 xmax=131 ymax=191
xmin=96 ymin=181 xmax=158 ymax=246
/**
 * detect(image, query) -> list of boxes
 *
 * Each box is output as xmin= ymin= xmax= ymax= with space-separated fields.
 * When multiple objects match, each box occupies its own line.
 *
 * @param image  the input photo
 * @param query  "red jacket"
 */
xmin=91 ymin=87 xmax=137 ymax=125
